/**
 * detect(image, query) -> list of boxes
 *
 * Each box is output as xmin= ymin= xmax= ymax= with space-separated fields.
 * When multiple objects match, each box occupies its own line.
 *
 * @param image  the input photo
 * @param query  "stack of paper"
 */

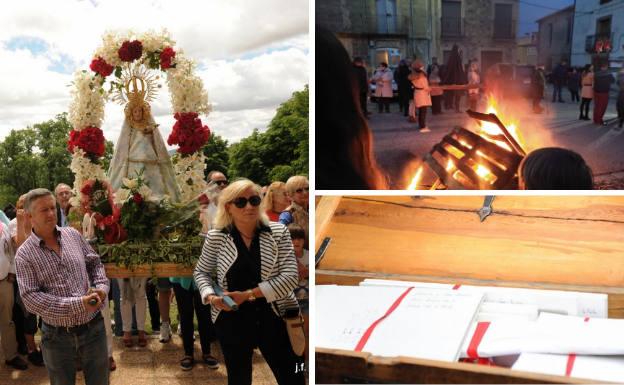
xmin=316 ymin=285 xmax=484 ymax=362
xmin=358 ymin=278 xmax=618 ymax=382
xmin=513 ymin=353 xmax=624 ymax=383
xmin=360 ymin=279 xmax=608 ymax=318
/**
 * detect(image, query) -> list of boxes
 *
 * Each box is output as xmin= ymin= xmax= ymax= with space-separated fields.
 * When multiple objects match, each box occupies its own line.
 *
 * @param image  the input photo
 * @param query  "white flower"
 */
xmin=122 ymin=178 xmax=138 ymax=190
xmin=138 ymin=185 xmax=153 ymax=200
xmin=69 ymin=29 xmax=211 ymax=211
xmin=114 ymin=188 xmax=130 ymax=205
xmin=68 ymin=71 xmax=106 ymax=130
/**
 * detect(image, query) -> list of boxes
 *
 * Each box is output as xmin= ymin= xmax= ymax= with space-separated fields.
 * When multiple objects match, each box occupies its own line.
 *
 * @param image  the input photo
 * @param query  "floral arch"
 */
xmin=66 ymin=30 xmax=211 ymax=244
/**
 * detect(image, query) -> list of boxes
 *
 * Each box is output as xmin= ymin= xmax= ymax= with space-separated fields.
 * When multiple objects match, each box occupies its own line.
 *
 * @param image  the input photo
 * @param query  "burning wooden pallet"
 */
xmin=421 ymin=110 xmax=526 ymax=190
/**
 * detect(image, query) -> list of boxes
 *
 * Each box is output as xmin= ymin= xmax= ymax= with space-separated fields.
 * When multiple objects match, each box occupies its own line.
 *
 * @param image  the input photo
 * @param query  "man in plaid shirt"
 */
xmin=15 ymin=188 xmax=109 ymax=385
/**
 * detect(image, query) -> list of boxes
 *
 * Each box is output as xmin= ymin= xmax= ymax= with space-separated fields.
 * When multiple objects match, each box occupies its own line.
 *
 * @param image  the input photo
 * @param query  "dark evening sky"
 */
xmin=518 ymin=0 xmax=575 ymax=36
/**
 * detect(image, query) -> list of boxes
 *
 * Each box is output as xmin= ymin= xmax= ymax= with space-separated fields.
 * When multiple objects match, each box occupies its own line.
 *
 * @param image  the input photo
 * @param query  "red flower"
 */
xmin=118 ymin=40 xmax=143 ymax=62
xmin=89 ymin=56 xmax=114 ymax=77
xmin=103 ymin=215 xmax=115 ymax=226
xmin=103 ymin=222 xmax=127 ymax=244
xmin=132 ymin=193 xmax=143 ymax=205
xmin=167 ymin=112 xmax=211 ymax=155
xmin=160 ymin=47 xmax=176 ymax=69
xmin=67 ymin=127 xmax=106 ymax=158
xmin=80 ymin=182 xmax=93 ymax=196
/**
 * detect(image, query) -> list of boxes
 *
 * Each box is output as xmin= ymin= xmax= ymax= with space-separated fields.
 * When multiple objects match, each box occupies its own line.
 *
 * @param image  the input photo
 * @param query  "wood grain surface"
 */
xmin=316 ymin=196 xmax=624 ymax=288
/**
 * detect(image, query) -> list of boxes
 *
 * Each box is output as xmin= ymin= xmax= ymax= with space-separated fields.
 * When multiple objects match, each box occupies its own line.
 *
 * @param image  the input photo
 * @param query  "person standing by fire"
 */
xmin=593 ymin=61 xmax=615 ymax=125
xmin=617 ymin=66 xmax=624 ymax=129
xmin=467 ymin=61 xmax=480 ymax=111
xmin=372 ymin=62 xmax=393 ymax=113
xmin=579 ymin=64 xmax=594 ymax=121
xmin=409 ymin=60 xmax=431 ymax=133
xmin=531 ymin=65 xmax=546 ymax=114
xmin=442 ymin=44 xmax=466 ymax=113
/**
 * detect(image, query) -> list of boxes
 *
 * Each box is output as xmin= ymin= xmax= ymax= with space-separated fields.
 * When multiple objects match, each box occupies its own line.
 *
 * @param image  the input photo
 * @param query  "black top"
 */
xmin=352 ymin=64 xmax=368 ymax=95
xmin=594 ymin=70 xmax=615 ymax=93
xmin=225 ymin=225 xmax=270 ymax=292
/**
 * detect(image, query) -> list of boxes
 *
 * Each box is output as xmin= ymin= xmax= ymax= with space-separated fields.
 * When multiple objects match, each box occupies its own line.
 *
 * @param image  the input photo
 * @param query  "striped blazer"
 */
xmin=194 ymin=221 xmax=300 ymax=322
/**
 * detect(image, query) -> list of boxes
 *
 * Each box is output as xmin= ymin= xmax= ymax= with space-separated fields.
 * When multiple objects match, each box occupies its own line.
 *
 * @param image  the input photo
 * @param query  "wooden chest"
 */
xmin=315 ymin=196 xmax=624 ymax=384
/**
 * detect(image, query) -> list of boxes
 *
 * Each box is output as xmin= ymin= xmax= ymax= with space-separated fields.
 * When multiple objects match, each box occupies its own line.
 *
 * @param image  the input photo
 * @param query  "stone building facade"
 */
xmin=438 ymin=0 xmax=519 ymax=74
xmin=316 ymin=0 xmax=439 ymax=69
xmin=536 ymin=5 xmax=574 ymax=71
xmin=516 ymin=32 xmax=538 ymax=66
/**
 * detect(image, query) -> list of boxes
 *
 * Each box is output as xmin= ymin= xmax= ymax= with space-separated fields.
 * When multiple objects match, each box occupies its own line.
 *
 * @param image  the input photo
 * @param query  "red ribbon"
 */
xmin=565 ymin=317 xmax=589 ymax=376
xmin=452 ymin=284 xmax=461 ymax=290
xmin=467 ymin=321 xmax=490 ymax=359
xmin=354 ymin=287 xmax=414 ymax=352
xmin=565 ymin=354 xmax=576 ymax=376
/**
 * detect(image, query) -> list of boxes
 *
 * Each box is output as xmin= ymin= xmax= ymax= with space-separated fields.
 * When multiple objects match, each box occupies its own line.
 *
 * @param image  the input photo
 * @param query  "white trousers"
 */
xmin=117 ymin=278 xmax=147 ymax=332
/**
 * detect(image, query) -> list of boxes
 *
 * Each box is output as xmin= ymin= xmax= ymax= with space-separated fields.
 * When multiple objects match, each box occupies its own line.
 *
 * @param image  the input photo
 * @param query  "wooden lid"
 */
xmin=316 ymin=196 xmax=624 ymax=290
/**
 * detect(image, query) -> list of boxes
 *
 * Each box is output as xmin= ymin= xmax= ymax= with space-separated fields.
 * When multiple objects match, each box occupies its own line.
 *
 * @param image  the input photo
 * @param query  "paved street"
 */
xmin=0 ymin=335 xmax=280 ymax=385
xmin=369 ymin=87 xmax=622 ymax=189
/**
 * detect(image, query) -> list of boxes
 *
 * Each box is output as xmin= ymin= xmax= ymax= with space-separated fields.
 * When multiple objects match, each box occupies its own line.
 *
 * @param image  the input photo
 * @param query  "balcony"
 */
xmin=492 ymin=19 xmax=516 ymax=40
xmin=585 ymin=33 xmax=613 ymax=53
xmin=441 ymin=16 xmax=464 ymax=37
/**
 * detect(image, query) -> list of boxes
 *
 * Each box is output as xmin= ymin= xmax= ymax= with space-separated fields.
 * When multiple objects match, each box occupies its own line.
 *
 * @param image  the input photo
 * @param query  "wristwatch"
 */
xmin=246 ymin=289 xmax=256 ymax=302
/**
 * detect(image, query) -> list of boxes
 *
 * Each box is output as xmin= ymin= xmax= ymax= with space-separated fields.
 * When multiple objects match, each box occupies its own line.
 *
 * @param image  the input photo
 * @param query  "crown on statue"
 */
xmin=112 ymin=64 xmax=160 ymax=133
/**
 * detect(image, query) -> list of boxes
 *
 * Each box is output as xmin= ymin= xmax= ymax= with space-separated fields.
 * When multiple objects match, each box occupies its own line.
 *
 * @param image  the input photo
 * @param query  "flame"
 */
xmin=475 ymin=164 xmax=491 ymax=178
xmin=407 ymin=166 xmax=423 ymax=190
xmin=446 ymin=159 xmax=455 ymax=171
xmin=478 ymin=95 xmax=525 ymax=151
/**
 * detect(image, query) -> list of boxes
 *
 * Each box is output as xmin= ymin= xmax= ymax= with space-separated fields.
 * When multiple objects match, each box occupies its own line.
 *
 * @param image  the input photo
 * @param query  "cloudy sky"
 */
xmin=0 ymin=0 xmax=309 ymax=148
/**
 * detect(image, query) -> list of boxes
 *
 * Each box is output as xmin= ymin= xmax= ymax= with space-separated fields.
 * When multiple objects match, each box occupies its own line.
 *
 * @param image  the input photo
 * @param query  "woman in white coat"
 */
xmin=409 ymin=60 xmax=432 ymax=133
xmin=372 ymin=62 xmax=393 ymax=113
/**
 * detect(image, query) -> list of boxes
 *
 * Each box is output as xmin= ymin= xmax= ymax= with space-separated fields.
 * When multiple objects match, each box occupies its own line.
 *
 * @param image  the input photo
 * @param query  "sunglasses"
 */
xmin=295 ymin=187 xmax=309 ymax=194
xmin=231 ymin=195 xmax=262 ymax=209
xmin=214 ymin=180 xmax=228 ymax=186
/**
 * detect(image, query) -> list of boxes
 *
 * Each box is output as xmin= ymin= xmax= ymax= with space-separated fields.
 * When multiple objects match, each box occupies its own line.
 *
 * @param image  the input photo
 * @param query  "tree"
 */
xmin=228 ymin=129 xmax=268 ymax=185
xmin=202 ymin=134 xmax=229 ymax=177
xmin=226 ymin=85 xmax=309 ymax=185
xmin=33 ymin=113 xmax=74 ymax=189
xmin=264 ymin=85 xmax=309 ymax=178
xmin=0 ymin=114 xmax=114 ymax=207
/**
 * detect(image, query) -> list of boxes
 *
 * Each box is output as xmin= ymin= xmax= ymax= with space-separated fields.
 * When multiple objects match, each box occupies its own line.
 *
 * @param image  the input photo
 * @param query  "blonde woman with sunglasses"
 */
xmin=194 ymin=179 xmax=304 ymax=385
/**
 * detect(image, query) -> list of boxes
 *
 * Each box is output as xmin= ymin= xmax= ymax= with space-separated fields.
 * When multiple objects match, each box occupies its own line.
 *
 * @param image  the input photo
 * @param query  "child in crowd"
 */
xmin=519 ymin=147 xmax=593 ymax=190
xmin=467 ymin=61 xmax=480 ymax=111
xmin=409 ymin=60 xmax=431 ymax=133
xmin=288 ymin=224 xmax=309 ymax=357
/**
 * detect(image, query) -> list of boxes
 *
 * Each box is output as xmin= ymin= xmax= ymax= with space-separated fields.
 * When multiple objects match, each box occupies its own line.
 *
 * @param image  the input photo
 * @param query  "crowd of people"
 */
xmin=360 ymin=49 xmax=624 ymax=130
xmin=316 ymin=26 xmax=596 ymax=190
xmin=0 ymin=172 xmax=309 ymax=385
xmin=546 ymin=59 xmax=624 ymax=128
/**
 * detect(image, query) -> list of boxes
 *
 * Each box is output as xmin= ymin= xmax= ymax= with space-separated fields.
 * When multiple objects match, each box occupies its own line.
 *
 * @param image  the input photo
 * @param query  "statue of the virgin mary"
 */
xmin=108 ymin=66 xmax=181 ymax=202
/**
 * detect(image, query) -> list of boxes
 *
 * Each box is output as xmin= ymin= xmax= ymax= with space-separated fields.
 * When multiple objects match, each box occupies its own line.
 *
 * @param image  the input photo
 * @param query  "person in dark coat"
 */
xmin=567 ymin=67 xmax=580 ymax=103
xmin=353 ymin=57 xmax=369 ymax=116
xmin=616 ymin=68 xmax=624 ymax=129
xmin=551 ymin=60 xmax=568 ymax=103
xmin=442 ymin=44 xmax=466 ymax=112
xmin=395 ymin=60 xmax=411 ymax=117
xmin=531 ymin=65 xmax=546 ymax=114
